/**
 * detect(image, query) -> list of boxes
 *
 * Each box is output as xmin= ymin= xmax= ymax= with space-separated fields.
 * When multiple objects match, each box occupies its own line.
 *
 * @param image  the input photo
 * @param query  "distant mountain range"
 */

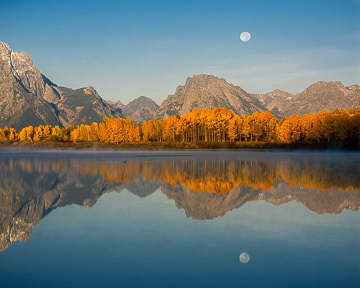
xmin=0 ymin=41 xmax=359 ymax=129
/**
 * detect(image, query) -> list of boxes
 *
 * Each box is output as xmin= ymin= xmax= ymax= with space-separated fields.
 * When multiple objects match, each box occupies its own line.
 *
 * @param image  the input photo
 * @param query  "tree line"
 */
xmin=0 ymin=107 xmax=359 ymax=146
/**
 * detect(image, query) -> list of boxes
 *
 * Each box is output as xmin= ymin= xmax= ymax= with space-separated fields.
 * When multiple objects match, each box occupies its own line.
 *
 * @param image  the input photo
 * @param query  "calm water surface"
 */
xmin=0 ymin=149 xmax=359 ymax=287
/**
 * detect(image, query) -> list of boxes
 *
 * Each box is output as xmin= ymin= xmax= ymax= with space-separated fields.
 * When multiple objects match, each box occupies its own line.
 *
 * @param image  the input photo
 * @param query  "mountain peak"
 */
xmin=347 ymin=84 xmax=360 ymax=91
xmin=122 ymin=96 xmax=159 ymax=123
xmin=136 ymin=95 xmax=155 ymax=102
xmin=0 ymin=41 xmax=11 ymax=57
xmin=83 ymin=85 xmax=97 ymax=95
xmin=106 ymin=99 xmax=124 ymax=107
xmin=185 ymin=74 xmax=226 ymax=85
xmin=0 ymin=41 xmax=121 ymax=129
xmin=187 ymin=74 xmax=219 ymax=80
xmin=157 ymin=74 xmax=264 ymax=118
xmin=271 ymin=89 xmax=292 ymax=95
xmin=280 ymin=80 xmax=359 ymax=117
xmin=309 ymin=80 xmax=344 ymax=89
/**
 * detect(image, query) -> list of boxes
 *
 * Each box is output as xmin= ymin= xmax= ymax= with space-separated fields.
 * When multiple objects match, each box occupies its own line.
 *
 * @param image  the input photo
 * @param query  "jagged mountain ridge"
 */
xmin=106 ymin=99 xmax=125 ymax=114
xmin=251 ymin=89 xmax=294 ymax=116
xmin=157 ymin=74 xmax=266 ymax=119
xmin=1 ymin=41 xmax=359 ymax=127
xmin=0 ymin=41 xmax=121 ymax=130
xmin=252 ymin=81 xmax=360 ymax=118
xmin=106 ymin=96 xmax=159 ymax=123
xmin=154 ymin=75 xmax=359 ymax=121
xmin=283 ymin=81 xmax=360 ymax=118
xmin=0 ymin=42 xmax=60 ymax=129
xmin=53 ymin=85 xmax=120 ymax=127
xmin=126 ymin=78 xmax=360 ymax=121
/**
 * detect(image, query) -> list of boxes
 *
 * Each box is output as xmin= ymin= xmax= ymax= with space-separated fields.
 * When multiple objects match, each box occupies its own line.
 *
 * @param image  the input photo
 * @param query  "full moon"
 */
xmin=240 ymin=32 xmax=251 ymax=42
xmin=239 ymin=252 xmax=250 ymax=263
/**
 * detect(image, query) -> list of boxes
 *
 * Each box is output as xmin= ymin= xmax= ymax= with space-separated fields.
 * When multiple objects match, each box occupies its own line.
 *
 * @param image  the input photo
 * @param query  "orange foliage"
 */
xmin=1 ymin=107 xmax=359 ymax=146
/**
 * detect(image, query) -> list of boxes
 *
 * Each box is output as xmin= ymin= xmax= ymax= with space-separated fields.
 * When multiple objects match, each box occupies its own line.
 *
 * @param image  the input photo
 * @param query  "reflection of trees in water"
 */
xmin=4 ymin=157 xmax=359 ymax=193
xmin=0 ymin=156 xmax=359 ymax=252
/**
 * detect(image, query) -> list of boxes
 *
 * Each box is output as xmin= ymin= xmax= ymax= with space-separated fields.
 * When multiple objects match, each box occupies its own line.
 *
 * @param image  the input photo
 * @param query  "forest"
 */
xmin=0 ymin=107 xmax=359 ymax=148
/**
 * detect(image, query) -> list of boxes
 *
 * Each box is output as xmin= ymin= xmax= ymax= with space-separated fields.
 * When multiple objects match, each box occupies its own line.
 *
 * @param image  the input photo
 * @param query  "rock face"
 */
xmin=0 ymin=41 xmax=120 ymax=130
xmin=0 ymin=42 xmax=61 ymax=129
xmin=254 ymin=81 xmax=360 ymax=118
xmin=1 ymin=41 xmax=359 ymax=127
xmin=53 ymin=86 xmax=120 ymax=127
xmin=122 ymin=96 xmax=159 ymax=123
xmin=106 ymin=100 xmax=125 ymax=114
xmin=157 ymin=74 xmax=266 ymax=118
xmin=283 ymin=81 xmax=360 ymax=118
xmin=252 ymin=89 xmax=294 ymax=116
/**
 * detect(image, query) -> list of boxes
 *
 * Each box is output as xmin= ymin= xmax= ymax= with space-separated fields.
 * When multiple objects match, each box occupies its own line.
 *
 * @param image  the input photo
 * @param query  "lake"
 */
xmin=0 ymin=149 xmax=359 ymax=288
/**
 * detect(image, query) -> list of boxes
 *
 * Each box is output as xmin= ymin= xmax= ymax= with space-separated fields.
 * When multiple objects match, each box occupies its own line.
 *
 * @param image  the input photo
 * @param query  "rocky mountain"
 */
xmin=106 ymin=96 xmax=159 ymax=123
xmin=106 ymin=99 xmax=125 ymax=114
xmin=283 ymin=81 xmax=360 ymax=118
xmin=1 ymin=42 xmax=359 ymax=127
xmin=0 ymin=42 xmax=60 ymax=129
xmin=252 ymin=89 xmax=294 ymax=116
xmin=52 ymin=85 xmax=120 ymax=127
xmin=157 ymin=74 xmax=266 ymax=119
xmin=122 ymin=96 xmax=159 ymax=123
xmin=254 ymin=81 xmax=360 ymax=118
xmin=0 ymin=41 xmax=121 ymax=130
xmin=157 ymin=78 xmax=360 ymax=120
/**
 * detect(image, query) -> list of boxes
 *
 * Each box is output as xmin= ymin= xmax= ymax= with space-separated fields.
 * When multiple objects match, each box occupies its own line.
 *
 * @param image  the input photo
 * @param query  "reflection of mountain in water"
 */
xmin=162 ymin=182 xmax=360 ymax=220
xmin=125 ymin=176 xmax=160 ymax=198
xmin=0 ymin=156 xmax=359 ymax=251
xmin=0 ymin=161 xmax=115 ymax=252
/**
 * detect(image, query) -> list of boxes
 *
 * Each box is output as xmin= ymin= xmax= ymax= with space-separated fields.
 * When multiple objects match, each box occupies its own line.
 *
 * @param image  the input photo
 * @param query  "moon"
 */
xmin=239 ymin=252 xmax=250 ymax=263
xmin=240 ymin=32 xmax=251 ymax=42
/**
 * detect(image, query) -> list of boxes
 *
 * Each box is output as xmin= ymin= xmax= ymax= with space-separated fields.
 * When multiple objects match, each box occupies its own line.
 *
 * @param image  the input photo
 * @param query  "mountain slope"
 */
xmin=157 ymin=74 xmax=266 ymax=118
xmin=106 ymin=100 xmax=125 ymax=114
xmin=1 ymin=42 xmax=359 ymax=127
xmin=284 ymin=81 xmax=360 ymax=117
xmin=254 ymin=81 xmax=360 ymax=118
xmin=0 ymin=41 xmax=121 ymax=130
xmin=53 ymin=86 xmax=120 ymax=126
xmin=0 ymin=42 xmax=61 ymax=129
xmin=122 ymin=96 xmax=159 ymax=123
xmin=252 ymin=89 xmax=294 ymax=116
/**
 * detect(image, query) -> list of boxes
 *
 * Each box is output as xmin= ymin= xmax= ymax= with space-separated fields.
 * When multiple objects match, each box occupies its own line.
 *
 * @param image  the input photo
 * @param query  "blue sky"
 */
xmin=1 ymin=0 xmax=359 ymax=104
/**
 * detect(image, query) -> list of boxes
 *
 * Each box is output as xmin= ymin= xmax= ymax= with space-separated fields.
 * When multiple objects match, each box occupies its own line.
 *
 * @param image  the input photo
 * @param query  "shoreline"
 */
xmin=0 ymin=141 xmax=359 ymax=152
